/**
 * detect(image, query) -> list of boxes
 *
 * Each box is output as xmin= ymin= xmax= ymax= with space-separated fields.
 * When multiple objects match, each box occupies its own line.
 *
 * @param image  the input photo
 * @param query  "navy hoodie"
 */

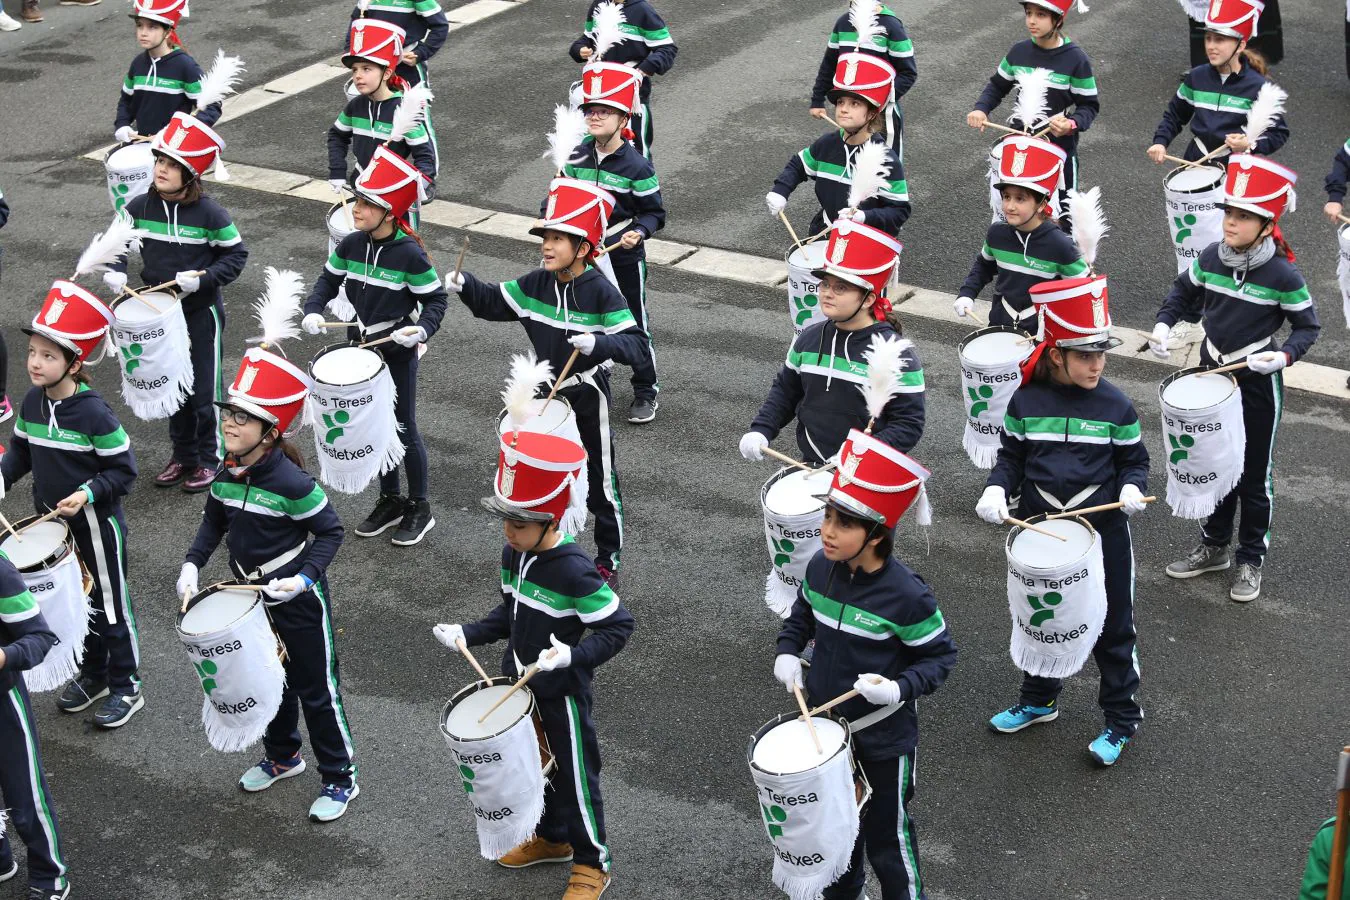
xmin=778 ymin=552 xmax=956 ymax=760
xmin=1152 ymin=63 xmax=1290 ymax=161
xmin=973 ymin=38 xmax=1099 ymax=166
xmin=958 ymin=220 xmax=1088 ymax=316
xmin=569 ymin=0 xmax=677 ymax=101
xmin=114 ymin=191 xmax=248 ymax=315
xmin=328 ymin=91 xmax=437 ymax=182
xmin=558 ymin=137 xmax=664 ymax=267
xmin=115 ymin=49 xmax=222 ymax=136
xmin=463 ymin=535 xmax=635 ymax=700
xmin=0 ymin=557 xmax=57 ymax=694
xmin=772 ymin=131 xmax=910 ymax=237
xmin=810 ymin=5 xmax=917 ymax=109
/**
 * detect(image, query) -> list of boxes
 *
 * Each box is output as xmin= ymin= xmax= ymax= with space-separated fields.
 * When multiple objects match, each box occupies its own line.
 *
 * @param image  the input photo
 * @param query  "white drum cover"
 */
xmin=1164 ymin=165 xmax=1225 ymax=275
xmin=2 ymin=523 xmax=91 ymax=693
xmin=761 ymin=467 xmax=833 ymax=617
xmin=785 ymin=242 xmax=828 ymax=336
xmin=1160 ymin=369 xmax=1245 ymax=520
xmin=111 ymin=294 xmax=194 ymax=420
xmin=307 ymin=347 xmax=405 ymax=494
xmin=958 ymin=328 xmax=1032 ymax=468
xmin=1337 ymin=224 xmax=1350 ymax=329
xmin=105 ymin=143 xmax=155 ymax=215
xmin=1005 ymin=517 xmax=1107 ymax=678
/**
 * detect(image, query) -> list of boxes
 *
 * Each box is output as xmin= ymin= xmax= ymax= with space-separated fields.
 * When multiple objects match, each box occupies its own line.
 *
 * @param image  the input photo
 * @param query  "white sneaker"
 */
xmin=0 ymin=11 xmax=23 ymax=30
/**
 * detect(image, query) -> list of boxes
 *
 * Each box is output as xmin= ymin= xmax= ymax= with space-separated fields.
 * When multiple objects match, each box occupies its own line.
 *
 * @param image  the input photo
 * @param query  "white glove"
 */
xmin=301 ymin=313 xmax=324 ymax=335
xmin=953 ymin=296 xmax=976 ymax=319
xmin=765 ymin=192 xmax=787 ymax=216
xmin=1118 ymin=484 xmax=1147 ymax=516
xmin=567 ymin=332 xmax=597 ymax=356
xmin=175 ymin=271 xmax=201 ymax=294
xmin=976 ymin=485 xmax=1010 ymax=525
xmin=739 ymin=431 xmax=769 ymax=461
xmin=1148 ymin=323 xmax=1171 ymax=360
xmin=103 ymin=271 xmax=128 ymax=293
xmin=328 ymin=179 xmax=346 ymax=195
xmin=392 ymin=325 xmax=427 ymax=348
xmin=773 ymin=653 xmax=804 ymax=693
xmin=536 ymin=634 xmax=573 ymax=672
xmin=115 ymin=126 xmax=137 ymax=144
xmin=854 ymin=673 xmax=904 ymax=706
xmin=446 ymin=272 xmax=465 ymax=294
xmin=847 ymin=208 xmax=867 ymax=223
xmin=263 ymin=575 xmax=310 ymax=603
xmin=1245 ymin=350 xmax=1288 ymax=375
xmin=433 ymin=623 xmax=465 ymax=650
xmin=176 ymin=562 xmax=199 ymax=601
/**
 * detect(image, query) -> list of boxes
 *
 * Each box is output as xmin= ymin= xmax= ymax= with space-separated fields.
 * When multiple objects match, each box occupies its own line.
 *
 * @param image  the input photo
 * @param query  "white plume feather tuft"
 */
xmin=502 ymin=352 xmax=555 ymax=431
xmin=75 ymin=218 xmax=142 ymax=278
xmin=195 ymin=50 xmax=246 ymax=109
xmin=859 ymin=334 xmax=914 ymax=420
xmin=253 ymin=267 xmax=305 ymax=346
xmin=1174 ymin=0 xmax=1205 ymax=20
xmin=388 ymin=83 xmax=434 ymax=145
xmin=1065 ymin=186 xmax=1108 ymax=270
xmin=848 ymin=0 xmax=883 ymax=50
xmin=1010 ymin=67 xmax=1054 ymax=131
xmin=591 ymin=1 xmax=629 ymax=62
xmin=1242 ymin=82 xmax=1287 ymax=148
xmin=356 ymin=0 xmax=370 ymax=12
xmin=846 ymin=141 xmax=893 ymax=210
xmin=544 ymin=104 xmax=587 ymax=173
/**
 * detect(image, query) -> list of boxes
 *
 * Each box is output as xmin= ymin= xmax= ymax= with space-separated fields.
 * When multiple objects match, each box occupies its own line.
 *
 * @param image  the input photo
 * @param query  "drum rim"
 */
xmin=1158 ymin=366 xmax=1237 ymax=412
xmin=1005 ymin=513 xmax=1098 ymax=569
xmin=0 ymin=516 xmax=74 ymax=572
xmin=326 ymin=199 xmax=357 ymax=232
xmin=104 ymin=141 xmax=155 ymax=165
xmin=111 ymin=292 xmax=178 ymax=322
xmin=1164 ymin=163 xmax=1225 ymax=192
xmin=308 ymin=342 xmax=388 ymax=386
xmin=747 ymin=709 xmax=852 ymax=774
xmin=439 ymin=676 xmax=537 ymax=742
xmin=176 ymin=582 xmax=261 ymax=636
xmin=760 ymin=464 xmax=832 ymax=511
xmin=958 ymin=324 xmax=1035 ymax=361
xmin=495 ymin=395 xmax=576 ymax=424
xmin=783 ymin=239 xmax=828 ymax=268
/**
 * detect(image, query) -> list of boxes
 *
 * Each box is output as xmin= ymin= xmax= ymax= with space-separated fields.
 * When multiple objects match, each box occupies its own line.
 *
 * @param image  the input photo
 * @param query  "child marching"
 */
xmin=2 ymin=282 xmax=143 ymax=729
xmin=966 ymin=0 xmax=1099 ymax=193
xmin=114 ymin=0 xmax=223 ymax=143
xmin=977 ymin=275 xmax=1150 ymax=766
xmin=1323 ymin=135 xmax=1350 ymax=224
xmin=434 ymin=426 xmax=634 ymax=900
xmin=1149 ymin=155 xmax=1319 ymax=602
xmin=773 ymin=431 xmax=955 ymax=900
xmin=176 ymin=336 xmax=358 ymax=822
xmin=106 ymin=112 xmax=248 ymax=494
xmin=452 ymin=178 xmax=648 ymax=583
xmin=302 ymin=146 xmax=448 ymax=547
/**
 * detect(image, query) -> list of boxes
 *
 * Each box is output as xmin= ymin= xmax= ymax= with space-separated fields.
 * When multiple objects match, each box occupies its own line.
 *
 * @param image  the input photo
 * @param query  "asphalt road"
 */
xmin=0 ymin=1 xmax=1348 ymax=899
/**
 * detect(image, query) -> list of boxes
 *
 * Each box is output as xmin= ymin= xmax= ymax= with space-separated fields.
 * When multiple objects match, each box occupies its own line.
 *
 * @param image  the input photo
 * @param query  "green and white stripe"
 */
xmin=997 ymin=57 xmax=1097 ymax=96
xmin=122 ymin=74 xmax=202 ymax=97
xmin=333 ymin=108 xmax=430 ymax=145
xmin=803 ymin=583 xmax=946 ymax=645
xmin=1175 ymin=83 xmax=1254 ymax=114
xmin=501 ymin=539 xmax=620 ymax=623
xmin=0 ymin=562 xmax=39 ymax=624
xmin=982 ymin=244 xmax=1088 ymax=279
xmin=210 ymin=481 xmax=330 ymax=520
xmin=364 ymin=0 xmax=441 ymax=13
xmin=128 ymin=217 xmax=242 ymax=248
xmin=565 ymin=696 xmax=611 ymax=871
xmin=583 ymin=17 xmax=673 ymax=46
xmin=326 ymin=250 xmax=443 ymax=295
xmin=786 ymin=349 xmax=925 ymax=393
xmin=316 ymin=583 xmax=358 ymax=775
xmin=1188 ymin=260 xmax=1313 ymax=311
xmin=8 ymin=686 xmax=68 ymax=890
xmin=14 ymin=416 xmax=130 ymax=457
xmin=828 ymin=7 xmax=914 ymax=57
xmin=1004 ymin=414 xmax=1141 ymax=445
xmin=498 ymin=280 xmax=637 ymax=334
xmin=799 ymin=148 xmax=908 ymax=200
xmin=563 ymin=163 xmax=660 ymax=197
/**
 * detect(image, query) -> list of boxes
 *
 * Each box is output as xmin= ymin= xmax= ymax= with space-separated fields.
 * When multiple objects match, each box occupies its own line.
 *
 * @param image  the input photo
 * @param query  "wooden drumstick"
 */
xmin=357 ymin=334 xmax=397 ymax=350
xmin=213 ymin=583 xmax=271 ymax=592
xmin=1045 ymin=496 xmax=1157 ymax=519
xmin=960 ymin=309 xmax=987 ymax=328
xmin=978 ymin=121 xmax=1032 ymax=138
xmin=1337 ymin=213 xmax=1350 ymax=227
xmin=793 ymin=684 xmax=824 ymax=755
xmin=320 ymin=321 xmax=355 ymax=329
xmin=0 ymin=511 xmax=21 ymax=543
xmin=1201 ymin=360 xmax=1251 ymax=376
xmin=544 ymin=348 xmax=583 ymax=406
xmin=478 ymin=664 xmax=540 ymax=724
xmin=15 ymin=507 xmax=65 ymax=535
xmin=803 ymin=688 xmax=860 ymax=719
xmin=762 ymin=447 xmax=815 ymax=473
xmin=1004 ymin=516 xmax=1068 ymax=542
xmin=452 ymin=236 xmax=469 ymax=281
xmin=818 ymin=111 xmax=845 ymax=132
xmin=139 ymin=271 xmax=205 ymax=295
xmin=455 ymin=638 xmax=492 ymax=683
xmin=778 ymin=210 xmax=803 ymax=248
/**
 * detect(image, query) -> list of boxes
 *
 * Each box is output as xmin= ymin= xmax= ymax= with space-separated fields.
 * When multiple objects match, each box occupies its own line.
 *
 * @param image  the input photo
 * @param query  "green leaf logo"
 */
xmin=1168 ymin=432 xmax=1194 ymax=465
xmin=322 ymin=409 xmax=351 ymax=444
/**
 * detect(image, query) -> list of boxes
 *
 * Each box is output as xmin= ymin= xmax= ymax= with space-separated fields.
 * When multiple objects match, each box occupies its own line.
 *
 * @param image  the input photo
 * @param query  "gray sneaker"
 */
xmin=1165 ymin=543 xmax=1231 ymax=579
xmin=1230 ymin=563 xmax=1261 ymax=602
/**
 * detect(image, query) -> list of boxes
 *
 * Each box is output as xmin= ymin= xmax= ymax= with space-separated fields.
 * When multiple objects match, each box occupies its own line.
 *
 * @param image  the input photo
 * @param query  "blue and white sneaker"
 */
xmin=309 ymin=782 xmax=360 ymax=822
xmin=93 ymin=689 xmax=143 ymax=728
xmin=0 ymin=859 xmax=16 ymax=882
xmin=1088 ymin=728 xmax=1130 ymax=767
xmin=989 ymin=702 xmax=1058 ymax=733
xmin=239 ymin=755 xmax=306 ymax=793
xmin=28 ymin=885 xmax=71 ymax=900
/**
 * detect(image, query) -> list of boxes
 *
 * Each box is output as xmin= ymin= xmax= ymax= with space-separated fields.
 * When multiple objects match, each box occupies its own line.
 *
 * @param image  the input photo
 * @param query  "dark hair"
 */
xmin=150 ymin=157 xmax=203 ymax=203
xmin=1239 ymin=48 xmax=1268 ymax=75
xmin=274 ymin=435 xmax=306 ymax=469
xmin=884 ymin=309 xmax=905 ymax=334
xmin=828 ymin=504 xmax=895 ymax=559
xmin=1032 ymin=349 xmax=1055 ymax=382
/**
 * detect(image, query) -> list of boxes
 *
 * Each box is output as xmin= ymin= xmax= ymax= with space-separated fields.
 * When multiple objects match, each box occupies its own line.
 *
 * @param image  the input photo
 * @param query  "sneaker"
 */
xmin=93 ymin=689 xmax=143 ymax=728
xmin=1164 ymin=543 xmax=1231 ymax=579
xmin=390 ymin=499 xmax=435 ymax=546
xmin=355 ymin=493 xmax=406 ymax=537
xmin=627 ymin=397 xmax=658 ymax=424
xmin=308 ymin=782 xmax=359 ymax=822
xmin=29 ymin=887 xmax=70 ymax=900
xmin=20 ymin=1 xmax=42 ymax=23
xmin=0 ymin=396 xmax=12 ymax=423
xmin=799 ymin=638 xmax=815 ymax=668
xmin=595 ymin=563 xmax=617 ymax=589
xmin=57 ymin=674 xmax=109 ymax=712
xmin=154 ymin=460 xmax=187 ymax=487
xmin=1088 ymin=727 xmax=1130 ymax=766
xmin=1230 ymin=562 xmax=1262 ymax=602
xmin=497 ymin=835 xmax=574 ymax=869
xmin=182 ymin=465 xmax=216 ymax=493
xmin=0 ymin=859 xmax=17 ymax=882
xmin=0 ymin=12 xmax=21 ymax=30
xmin=562 ymin=864 xmax=611 ymax=899
xmin=239 ymin=755 xmax=306 ymax=792
xmin=989 ymin=703 xmax=1058 ymax=733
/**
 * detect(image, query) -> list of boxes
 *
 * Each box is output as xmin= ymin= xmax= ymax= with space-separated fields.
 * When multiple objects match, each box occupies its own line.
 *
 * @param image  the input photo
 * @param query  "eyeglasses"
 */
xmin=221 ymin=408 xmax=259 ymax=426
xmin=583 ymin=107 xmax=617 ymax=119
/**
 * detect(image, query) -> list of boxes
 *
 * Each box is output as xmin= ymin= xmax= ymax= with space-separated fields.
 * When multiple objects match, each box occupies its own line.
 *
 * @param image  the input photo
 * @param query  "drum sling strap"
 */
xmin=1000 ymin=298 xmax=1036 ymax=324
xmin=849 ymin=699 xmax=904 ymax=733
xmin=231 ymin=541 xmax=307 ymax=582
xmin=1035 ymin=484 xmax=1101 ymax=512
xmin=1204 ymin=335 xmax=1276 ymax=367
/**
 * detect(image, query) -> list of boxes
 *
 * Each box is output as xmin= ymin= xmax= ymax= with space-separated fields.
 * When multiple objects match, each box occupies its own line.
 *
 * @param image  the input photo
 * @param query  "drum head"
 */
xmin=1162 ymin=370 xmax=1236 ymax=411
xmin=0 ymin=521 xmax=69 ymax=571
xmin=751 ymin=716 xmax=848 ymax=775
xmin=311 ymin=345 xmax=384 ymax=386
xmin=114 ymin=294 xmax=171 ymax=324
xmin=959 ymin=327 xmax=1034 ymax=367
xmin=106 ymin=142 xmax=154 ymax=168
xmin=1009 ymin=517 xmax=1095 ymax=569
xmin=444 ymin=683 xmax=533 ymax=741
xmin=786 ymin=241 xmax=828 ymax=270
xmin=180 ymin=588 xmax=258 ymax=636
xmin=765 ymin=467 xmax=834 ymax=517
xmin=1166 ymin=165 xmax=1223 ymax=192
xmin=327 ymin=202 xmax=356 ymax=236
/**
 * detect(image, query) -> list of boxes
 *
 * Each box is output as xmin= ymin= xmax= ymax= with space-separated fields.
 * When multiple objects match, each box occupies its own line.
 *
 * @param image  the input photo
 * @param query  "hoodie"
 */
xmin=0 ymin=556 xmax=57 ymax=694
xmin=328 ymin=90 xmax=437 ymax=182
xmin=114 ymin=191 xmax=248 ymax=315
xmin=973 ymin=37 xmax=1099 ymax=163
xmin=810 ymin=5 xmax=917 ymax=109
xmin=569 ymin=0 xmax=677 ymax=102
xmin=115 ymin=48 xmax=223 ymax=136
xmin=958 ymin=220 xmax=1088 ymax=317
xmin=771 ymin=131 xmax=910 ymax=237
xmin=1152 ymin=63 xmax=1290 ymax=161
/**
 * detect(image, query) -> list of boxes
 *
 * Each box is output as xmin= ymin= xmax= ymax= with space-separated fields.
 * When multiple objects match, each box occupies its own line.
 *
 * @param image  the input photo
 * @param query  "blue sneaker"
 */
xmin=239 ymin=755 xmax=306 ymax=793
xmin=1088 ymin=728 xmax=1130 ymax=766
xmin=309 ymin=782 xmax=359 ymax=822
xmin=989 ymin=702 xmax=1058 ymax=733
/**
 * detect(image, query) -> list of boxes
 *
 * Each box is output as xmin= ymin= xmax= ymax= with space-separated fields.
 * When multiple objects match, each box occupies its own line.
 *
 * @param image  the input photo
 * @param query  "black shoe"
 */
xmin=627 ymin=397 xmax=658 ymax=424
xmin=355 ymin=493 xmax=406 ymax=537
xmin=391 ymin=499 xmax=435 ymax=546
xmin=57 ymin=674 xmax=109 ymax=712
xmin=30 ymin=886 xmax=71 ymax=900
xmin=93 ymin=689 xmax=144 ymax=729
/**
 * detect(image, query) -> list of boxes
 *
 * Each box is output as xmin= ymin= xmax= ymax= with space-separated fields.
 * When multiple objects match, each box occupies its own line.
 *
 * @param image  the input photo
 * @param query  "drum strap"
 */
xmin=1034 ymin=483 xmax=1100 ymax=512
xmin=357 ymin=317 xmax=400 ymax=337
xmin=1000 ymin=298 xmax=1036 ymax=323
xmin=231 ymin=541 xmax=307 ymax=582
xmin=604 ymin=217 xmax=635 ymax=238
xmin=555 ymin=362 xmax=611 ymax=392
xmin=850 ymin=700 xmax=904 ymax=733
xmin=1204 ymin=335 xmax=1276 ymax=366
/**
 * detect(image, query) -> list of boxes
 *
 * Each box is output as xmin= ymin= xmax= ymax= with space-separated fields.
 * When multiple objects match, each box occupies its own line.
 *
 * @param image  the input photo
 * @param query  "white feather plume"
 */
xmin=1010 ymin=67 xmax=1054 ymax=131
xmin=195 ymin=50 xmax=245 ymax=109
xmin=591 ymin=1 xmax=629 ymax=62
xmin=1175 ymin=0 xmax=1205 ymax=21
xmin=544 ymin=103 xmax=587 ymax=173
xmin=253 ymin=267 xmax=305 ymax=346
xmin=846 ymin=141 xmax=893 ymax=211
xmin=848 ymin=0 xmax=883 ymax=50
xmin=859 ymin=334 xmax=915 ymax=421
xmin=74 ymin=218 xmax=142 ymax=278
xmin=1065 ymin=186 xmax=1108 ymax=270
xmin=356 ymin=0 xmax=370 ymax=12
xmin=388 ymin=83 xmax=434 ymax=145
xmin=502 ymin=352 xmax=555 ymax=432
xmin=1242 ymin=82 xmax=1287 ymax=147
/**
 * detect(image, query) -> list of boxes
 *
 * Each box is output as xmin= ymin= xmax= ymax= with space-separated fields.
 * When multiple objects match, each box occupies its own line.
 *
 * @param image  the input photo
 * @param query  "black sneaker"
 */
xmin=57 ymin=675 xmax=109 ymax=713
xmin=355 ymin=493 xmax=406 ymax=537
xmin=391 ymin=499 xmax=435 ymax=546
xmin=0 ymin=859 xmax=16 ymax=883
xmin=29 ymin=886 xmax=71 ymax=900
xmin=93 ymin=689 xmax=144 ymax=729
xmin=627 ymin=397 xmax=658 ymax=424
